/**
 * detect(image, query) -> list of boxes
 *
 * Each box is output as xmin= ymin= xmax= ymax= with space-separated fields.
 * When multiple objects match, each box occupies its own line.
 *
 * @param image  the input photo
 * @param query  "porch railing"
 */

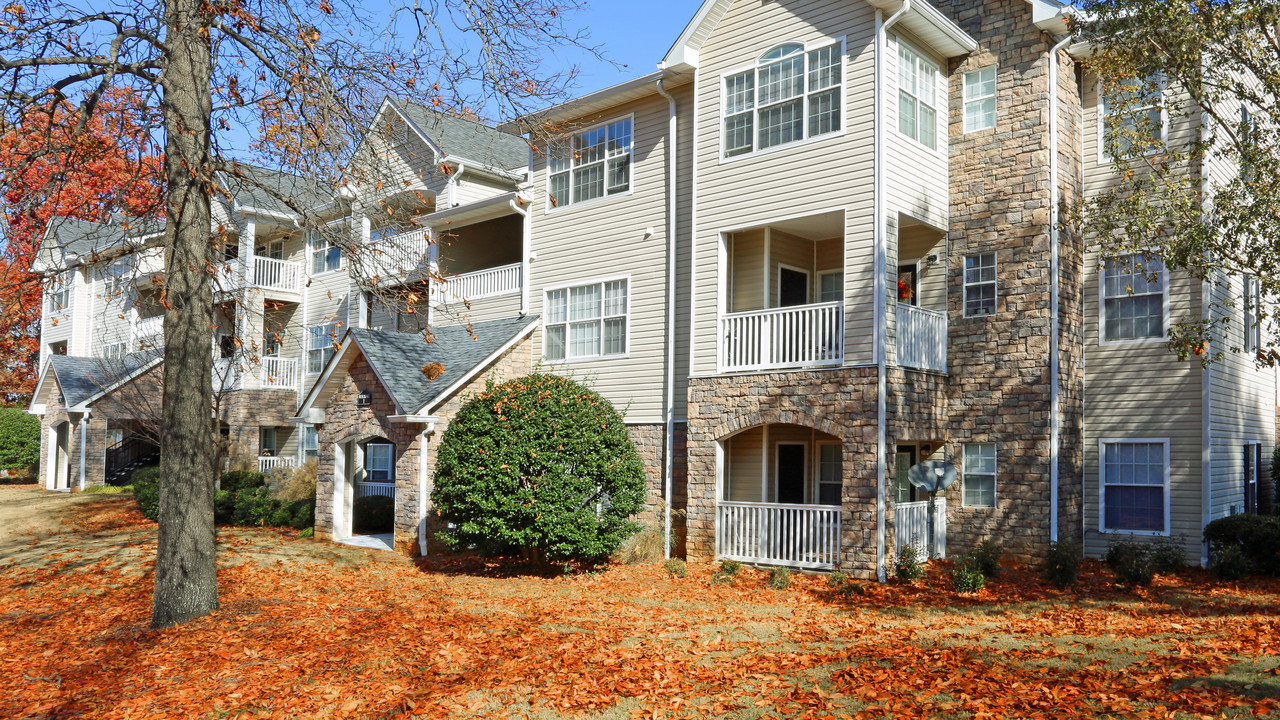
xmin=368 ymin=228 xmax=432 ymax=278
xmin=716 ymin=501 xmax=842 ymax=570
xmin=261 ymin=356 xmax=299 ymax=390
xmin=894 ymin=497 xmax=947 ymax=560
xmin=432 ymin=262 xmax=522 ymax=304
xmin=258 ymin=456 xmax=297 ymax=474
xmin=135 ymin=315 xmax=163 ymax=343
xmin=896 ymin=304 xmax=947 ymax=373
xmin=719 ymin=302 xmax=844 ymax=372
xmin=252 ymin=256 xmax=303 ymax=293
xmin=355 ymin=482 xmax=395 ymax=499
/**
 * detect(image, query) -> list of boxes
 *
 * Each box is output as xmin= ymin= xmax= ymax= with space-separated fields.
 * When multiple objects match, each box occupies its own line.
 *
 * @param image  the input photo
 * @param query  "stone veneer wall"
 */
xmin=37 ymin=373 xmax=80 ymax=489
xmin=627 ymin=422 xmax=689 ymax=556
xmin=938 ymin=0 xmax=1085 ymax=563
xmin=216 ymin=388 xmax=301 ymax=459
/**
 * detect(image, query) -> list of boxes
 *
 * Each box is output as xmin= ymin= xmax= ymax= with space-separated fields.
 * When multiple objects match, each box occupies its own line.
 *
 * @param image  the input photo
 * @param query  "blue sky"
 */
xmin=550 ymin=1 xmax=692 ymax=95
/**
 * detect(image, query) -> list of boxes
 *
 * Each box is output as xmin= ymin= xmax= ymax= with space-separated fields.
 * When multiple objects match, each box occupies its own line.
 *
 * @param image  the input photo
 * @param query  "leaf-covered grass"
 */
xmin=1 ymin=485 xmax=1278 ymax=719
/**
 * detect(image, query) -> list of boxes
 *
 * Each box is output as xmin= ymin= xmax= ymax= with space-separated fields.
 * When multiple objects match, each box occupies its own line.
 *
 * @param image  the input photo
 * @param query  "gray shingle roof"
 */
xmin=349 ymin=315 xmax=536 ymax=413
xmin=37 ymin=216 xmax=163 ymax=270
xmin=215 ymin=162 xmax=333 ymax=216
xmin=47 ymin=350 xmax=161 ymax=407
xmin=394 ymin=100 xmax=529 ymax=171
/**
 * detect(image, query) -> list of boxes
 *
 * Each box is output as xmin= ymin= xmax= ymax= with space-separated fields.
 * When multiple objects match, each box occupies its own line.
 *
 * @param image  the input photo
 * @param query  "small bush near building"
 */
xmin=1103 ymin=540 xmax=1156 ymax=586
xmin=220 ymin=470 xmax=266 ymax=492
xmin=1043 ymin=540 xmax=1081 ymax=588
xmin=970 ymin=540 xmax=1003 ymax=578
xmin=273 ymin=459 xmax=318 ymax=502
xmin=826 ymin=571 xmax=866 ymax=597
xmin=352 ymin=495 xmax=394 ymax=535
xmin=663 ymin=558 xmax=686 ymax=578
xmin=893 ymin=544 xmax=925 ymax=583
xmin=84 ymin=484 xmax=132 ymax=495
xmin=431 ymin=374 xmax=647 ymax=566
xmin=765 ymin=566 xmax=791 ymax=590
xmin=1204 ymin=514 xmax=1280 ymax=576
xmin=0 ymin=407 xmax=40 ymax=471
xmin=1210 ymin=545 xmax=1251 ymax=581
xmin=132 ymin=467 xmax=161 ymax=521
xmin=951 ymin=555 xmax=987 ymax=594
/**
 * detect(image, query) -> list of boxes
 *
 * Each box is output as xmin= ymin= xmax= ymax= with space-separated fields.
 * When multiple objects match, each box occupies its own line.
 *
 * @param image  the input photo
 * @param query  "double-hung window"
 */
xmin=818 ymin=444 xmax=842 ymax=506
xmin=302 ymin=426 xmax=319 ymax=460
xmin=964 ymin=253 xmax=997 ymax=317
xmin=1102 ymin=253 xmax=1165 ymax=342
xmin=544 ymin=279 xmax=628 ymax=361
xmin=1101 ymin=440 xmax=1169 ymax=533
xmin=366 ymin=443 xmax=393 ymax=482
xmin=962 ymin=443 xmax=996 ymax=508
xmin=963 ymin=66 xmax=997 ymax=133
xmin=48 ymin=273 xmax=71 ymax=314
xmin=96 ymin=342 xmax=127 ymax=361
xmin=723 ymin=41 xmax=843 ymax=158
xmin=307 ymin=320 xmax=342 ymax=373
xmin=101 ymin=258 xmax=131 ymax=299
xmin=548 ymin=117 xmax=632 ymax=208
xmin=1102 ymin=75 xmax=1164 ymax=159
xmin=819 ymin=271 xmax=844 ymax=304
xmin=310 ymin=231 xmax=342 ymax=274
xmin=1244 ymin=274 xmax=1261 ymax=352
xmin=898 ymin=43 xmax=940 ymax=150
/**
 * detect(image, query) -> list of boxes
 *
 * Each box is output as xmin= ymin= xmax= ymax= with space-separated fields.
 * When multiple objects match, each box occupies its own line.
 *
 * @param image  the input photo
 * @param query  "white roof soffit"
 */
xmin=422 ymin=191 xmax=524 ymax=229
xmin=866 ymin=0 xmax=978 ymax=58
xmin=1026 ymin=0 xmax=1073 ymax=37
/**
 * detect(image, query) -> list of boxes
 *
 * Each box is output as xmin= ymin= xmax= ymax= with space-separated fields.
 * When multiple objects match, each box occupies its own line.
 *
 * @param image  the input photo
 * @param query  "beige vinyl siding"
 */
xmin=899 ymin=225 xmax=946 ymax=311
xmin=526 ymin=85 xmax=691 ymax=424
xmin=90 ymin=264 xmax=134 ymax=351
xmin=886 ymin=29 xmax=950 ymax=231
xmin=41 ymin=269 xmax=78 ymax=359
xmin=691 ymin=0 xmax=877 ymax=375
xmin=725 ymin=426 xmax=764 ymax=502
xmin=728 ymin=229 xmax=765 ymax=312
xmin=452 ymin=173 xmax=518 ymax=207
xmin=433 ymin=293 xmax=523 ymax=327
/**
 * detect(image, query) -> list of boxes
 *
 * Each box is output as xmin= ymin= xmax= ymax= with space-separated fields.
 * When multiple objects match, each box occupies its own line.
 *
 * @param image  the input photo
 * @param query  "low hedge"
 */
xmin=133 ymin=466 xmax=313 ymax=529
xmin=220 ymin=470 xmax=266 ymax=491
xmin=0 ymin=407 xmax=40 ymax=470
xmin=1204 ymin=514 xmax=1280 ymax=577
xmin=352 ymin=495 xmax=394 ymax=534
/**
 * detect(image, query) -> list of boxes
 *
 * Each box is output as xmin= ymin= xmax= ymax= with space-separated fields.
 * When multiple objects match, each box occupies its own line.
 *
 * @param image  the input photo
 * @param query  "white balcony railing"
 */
xmin=251 ymin=256 xmax=303 ymax=293
xmin=716 ymin=501 xmax=842 ymax=570
xmin=258 ymin=456 xmax=297 ymax=474
xmin=261 ymin=356 xmax=299 ymax=390
xmin=432 ymin=263 xmax=522 ymax=304
xmin=355 ymin=482 xmax=395 ymax=499
xmin=895 ymin=497 xmax=947 ymax=560
xmin=720 ymin=302 xmax=844 ymax=372
xmin=135 ymin=315 xmax=164 ymax=342
xmin=368 ymin=228 xmax=432 ymax=279
xmin=896 ymin=304 xmax=947 ymax=373
xmin=212 ymin=358 xmax=239 ymax=392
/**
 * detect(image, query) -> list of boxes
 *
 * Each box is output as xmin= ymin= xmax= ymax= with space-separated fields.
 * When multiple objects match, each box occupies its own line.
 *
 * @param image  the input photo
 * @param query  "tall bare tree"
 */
xmin=0 ymin=0 xmax=594 ymax=628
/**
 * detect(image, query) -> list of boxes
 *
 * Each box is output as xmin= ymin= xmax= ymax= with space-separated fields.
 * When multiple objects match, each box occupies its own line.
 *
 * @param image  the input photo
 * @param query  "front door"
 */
xmin=777 ymin=443 xmax=806 ymax=504
xmin=778 ymin=268 xmax=809 ymax=307
xmin=894 ymin=445 xmax=918 ymax=504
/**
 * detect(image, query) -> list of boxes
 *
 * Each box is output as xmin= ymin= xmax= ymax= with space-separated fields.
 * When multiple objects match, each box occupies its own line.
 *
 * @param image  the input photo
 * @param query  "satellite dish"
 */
xmin=907 ymin=460 xmax=957 ymax=493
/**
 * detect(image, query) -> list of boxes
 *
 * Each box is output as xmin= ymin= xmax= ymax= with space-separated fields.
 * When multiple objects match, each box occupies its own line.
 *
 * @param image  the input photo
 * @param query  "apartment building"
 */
xmin=29 ymin=0 xmax=1276 ymax=576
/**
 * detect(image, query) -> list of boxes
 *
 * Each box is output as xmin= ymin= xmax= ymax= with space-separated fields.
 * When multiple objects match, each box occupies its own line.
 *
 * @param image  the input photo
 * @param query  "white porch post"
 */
xmin=417 ymin=422 xmax=436 ymax=556
xmin=332 ymin=441 xmax=346 ymax=540
xmin=46 ymin=426 xmax=57 ymax=490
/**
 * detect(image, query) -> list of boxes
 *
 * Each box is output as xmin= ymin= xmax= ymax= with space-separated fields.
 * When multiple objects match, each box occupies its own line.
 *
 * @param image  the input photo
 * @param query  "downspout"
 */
xmin=447 ymin=162 xmax=466 ymax=208
xmin=1048 ymin=34 xmax=1072 ymax=544
xmin=875 ymin=0 xmax=911 ymax=583
xmin=417 ymin=419 xmax=438 ymax=556
xmin=78 ymin=410 xmax=89 ymax=490
xmin=656 ymin=77 xmax=678 ymax=560
xmin=509 ymin=196 xmax=531 ymax=315
xmin=1199 ymin=105 xmax=1213 ymax=567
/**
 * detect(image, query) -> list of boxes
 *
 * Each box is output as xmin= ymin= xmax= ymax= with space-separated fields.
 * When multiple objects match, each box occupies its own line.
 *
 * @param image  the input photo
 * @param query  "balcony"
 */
xmin=896 ymin=304 xmax=947 ymax=373
xmin=258 ymin=456 xmax=297 ymax=474
xmin=261 ymin=356 xmax=299 ymax=390
xmin=135 ymin=315 xmax=164 ymax=344
xmin=716 ymin=502 xmax=842 ymax=570
xmin=431 ymin=263 xmax=522 ymax=305
xmin=251 ymin=256 xmax=303 ymax=294
xmin=367 ymin=227 xmax=432 ymax=279
xmin=720 ymin=302 xmax=844 ymax=372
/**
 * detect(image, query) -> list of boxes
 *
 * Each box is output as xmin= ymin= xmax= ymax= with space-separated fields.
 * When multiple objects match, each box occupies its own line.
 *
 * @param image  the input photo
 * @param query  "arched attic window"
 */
xmin=723 ymin=40 xmax=843 ymax=158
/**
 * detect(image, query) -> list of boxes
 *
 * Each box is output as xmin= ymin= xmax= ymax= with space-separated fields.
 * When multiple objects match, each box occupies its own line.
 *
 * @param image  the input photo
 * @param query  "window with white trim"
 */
xmin=543 ymin=279 xmax=628 ymax=361
xmin=101 ymin=258 xmax=131 ymax=298
xmin=548 ymin=117 xmax=632 ymax=208
xmin=47 ymin=273 xmax=71 ymax=314
xmin=96 ymin=342 xmax=127 ymax=361
xmin=818 ymin=443 xmax=841 ymax=506
xmin=819 ymin=271 xmax=843 ymax=304
xmin=309 ymin=232 xmax=342 ymax=274
xmin=962 ymin=443 xmax=996 ymax=508
xmin=1102 ymin=75 xmax=1164 ymax=159
xmin=1102 ymin=253 xmax=1165 ymax=341
xmin=898 ymin=43 xmax=939 ymax=150
xmin=722 ymin=41 xmax=843 ymax=158
xmin=302 ymin=426 xmax=319 ymax=460
xmin=366 ymin=443 xmax=394 ymax=482
xmin=259 ymin=427 xmax=278 ymax=457
xmin=1244 ymin=442 xmax=1262 ymax=514
xmin=1101 ymin=440 xmax=1168 ymax=533
xmin=1244 ymin=274 xmax=1261 ymax=352
xmin=963 ymin=252 xmax=996 ymax=317
xmin=963 ymin=65 xmax=997 ymax=133
xmin=306 ymin=320 xmax=342 ymax=373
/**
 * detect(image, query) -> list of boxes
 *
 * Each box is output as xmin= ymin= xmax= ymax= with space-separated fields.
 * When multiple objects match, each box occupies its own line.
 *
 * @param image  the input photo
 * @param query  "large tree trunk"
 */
xmin=152 ymin=0 xmax=218 ymax=630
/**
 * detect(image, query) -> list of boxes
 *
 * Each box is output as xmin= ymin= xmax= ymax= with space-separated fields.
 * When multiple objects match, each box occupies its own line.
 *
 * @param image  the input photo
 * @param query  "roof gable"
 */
xmin=32 ymin=351 xmax=163 ymax=410
xmin=390 ymin=99 xmax=529 ymax=173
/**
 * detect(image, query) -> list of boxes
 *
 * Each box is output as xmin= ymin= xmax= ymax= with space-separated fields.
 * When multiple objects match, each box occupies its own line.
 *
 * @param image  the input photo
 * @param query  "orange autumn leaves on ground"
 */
xmin=1 ymin=496 xmax=1279 ymax=720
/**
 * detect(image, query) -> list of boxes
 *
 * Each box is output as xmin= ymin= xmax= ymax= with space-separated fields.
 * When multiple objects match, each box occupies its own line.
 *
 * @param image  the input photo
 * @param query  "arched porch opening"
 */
xmin=333 ymin=434 xmax=397 ymax=550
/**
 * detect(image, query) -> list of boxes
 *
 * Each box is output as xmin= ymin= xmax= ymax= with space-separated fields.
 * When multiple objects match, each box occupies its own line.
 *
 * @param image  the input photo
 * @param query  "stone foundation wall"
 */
xmin=626 ymin=422 xmax=689 ymax=556
xmin=216 ymin=388 xmax=301 ymax=459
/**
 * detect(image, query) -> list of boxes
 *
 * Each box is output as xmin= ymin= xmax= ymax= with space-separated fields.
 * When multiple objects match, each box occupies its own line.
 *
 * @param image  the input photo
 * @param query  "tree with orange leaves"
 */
xmin=0 ymin=90 xmax=163 ymax=405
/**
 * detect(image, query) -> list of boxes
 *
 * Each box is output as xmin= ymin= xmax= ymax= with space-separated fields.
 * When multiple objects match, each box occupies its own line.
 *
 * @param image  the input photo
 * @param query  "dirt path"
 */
xmin=0 ymin=485 xmax=138 ymax=566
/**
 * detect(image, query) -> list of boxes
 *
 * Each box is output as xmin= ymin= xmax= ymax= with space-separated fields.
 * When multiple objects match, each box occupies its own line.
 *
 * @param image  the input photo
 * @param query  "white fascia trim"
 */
xmin=506 ymin=71 xmax=666 ymax=129
xmin=231 ymin=202 xmax=302 ymax=224
xmin=28 ymin=364 xmax=58 ymax=411
xmin=295 ymin=333 xmax=359 ymax=417
xmin=27 ymin=404 xmax=46 ymax=415
xmin=1026 ymin=0 xmax=1073 ymax=35
xmin=389 ymin=414 xmax=440 ymax=424
xmin=423 ymin=191 xmax=524 ymax=227
xmin=911 ymin=0 xmax=979 ymax=55
xmin=662 ymin=0 xmax=725 ymax=68
xmin=439 ymin=155 xmax=526 ymax=183
xmin=384 ymin=97 xmax=445 ymax=161
xmin=420 ymin=317 xmax=539 ymax=415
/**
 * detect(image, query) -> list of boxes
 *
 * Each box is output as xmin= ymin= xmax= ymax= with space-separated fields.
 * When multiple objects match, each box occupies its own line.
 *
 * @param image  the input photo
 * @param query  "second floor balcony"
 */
xmin=431 ymin=262 xmax=522 ymax=305
xmin=250 ymin=256 xmax=304 ymax=295
xmin=721 ymin=302 xmax=844 ymax=372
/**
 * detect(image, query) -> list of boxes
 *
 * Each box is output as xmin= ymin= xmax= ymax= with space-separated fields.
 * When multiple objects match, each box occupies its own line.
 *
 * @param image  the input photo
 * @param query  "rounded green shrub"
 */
xmin=766 ymin=566 xmax=791 ymax=590
xmin=1043 ymin=540 xmax=1081 ymax=588
xmin=352 ymin=495 xmax=394 ymax=534
xmin=1204 ymin=514 xmax=1280 ymax=576
xmin=894 ymin=544 xmax=925 ymax=583
xmin=132 ymin=466 xmax=161 ymax=521
xmin=0 ymin=407 xmax=40 ymax=470
xmin=220 ymin=470 xmax=266 ymax=492
xmin=431 ymin=374 xmax=647 ymax=565
xmin=664 ymin=558 xmax=687 ymax=578
xmin=1104 ymin=539 xmax=1155 ymax=586
xmin=970 ymin=540 xmax=1003 ymax=578
xmin=952 ymin=555 xmax=987 ymax=593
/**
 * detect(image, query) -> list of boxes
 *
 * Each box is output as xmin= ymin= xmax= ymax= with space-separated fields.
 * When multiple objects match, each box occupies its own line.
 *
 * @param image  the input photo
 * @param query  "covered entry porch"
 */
xmin=716 ymin=423 xmax=843 ymax=569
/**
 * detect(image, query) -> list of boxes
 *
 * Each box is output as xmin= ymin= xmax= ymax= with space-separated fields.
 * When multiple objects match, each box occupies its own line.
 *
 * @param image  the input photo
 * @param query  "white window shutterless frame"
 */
xmin=547 ymin=116 xmax=633 ymax=209
xmin=721 ymin=39 xmax=845 ymax=160
xmin=366 ymin=443 xmax=393 ymax=483
xmin=1099 ymin=74 xmax=1166 ymax=163
xmin=897 ymin=41 xmax=941 ymax=150
xmin=1100 ymin=253 xmax=1168 ymax=344
xmin=963 ymin=65 xmax=997 ymax=133
xmin=1099 ymin=439 xmax=1170 ymax=535
xmin=543 ymin=277 xmax=629 ymax=361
